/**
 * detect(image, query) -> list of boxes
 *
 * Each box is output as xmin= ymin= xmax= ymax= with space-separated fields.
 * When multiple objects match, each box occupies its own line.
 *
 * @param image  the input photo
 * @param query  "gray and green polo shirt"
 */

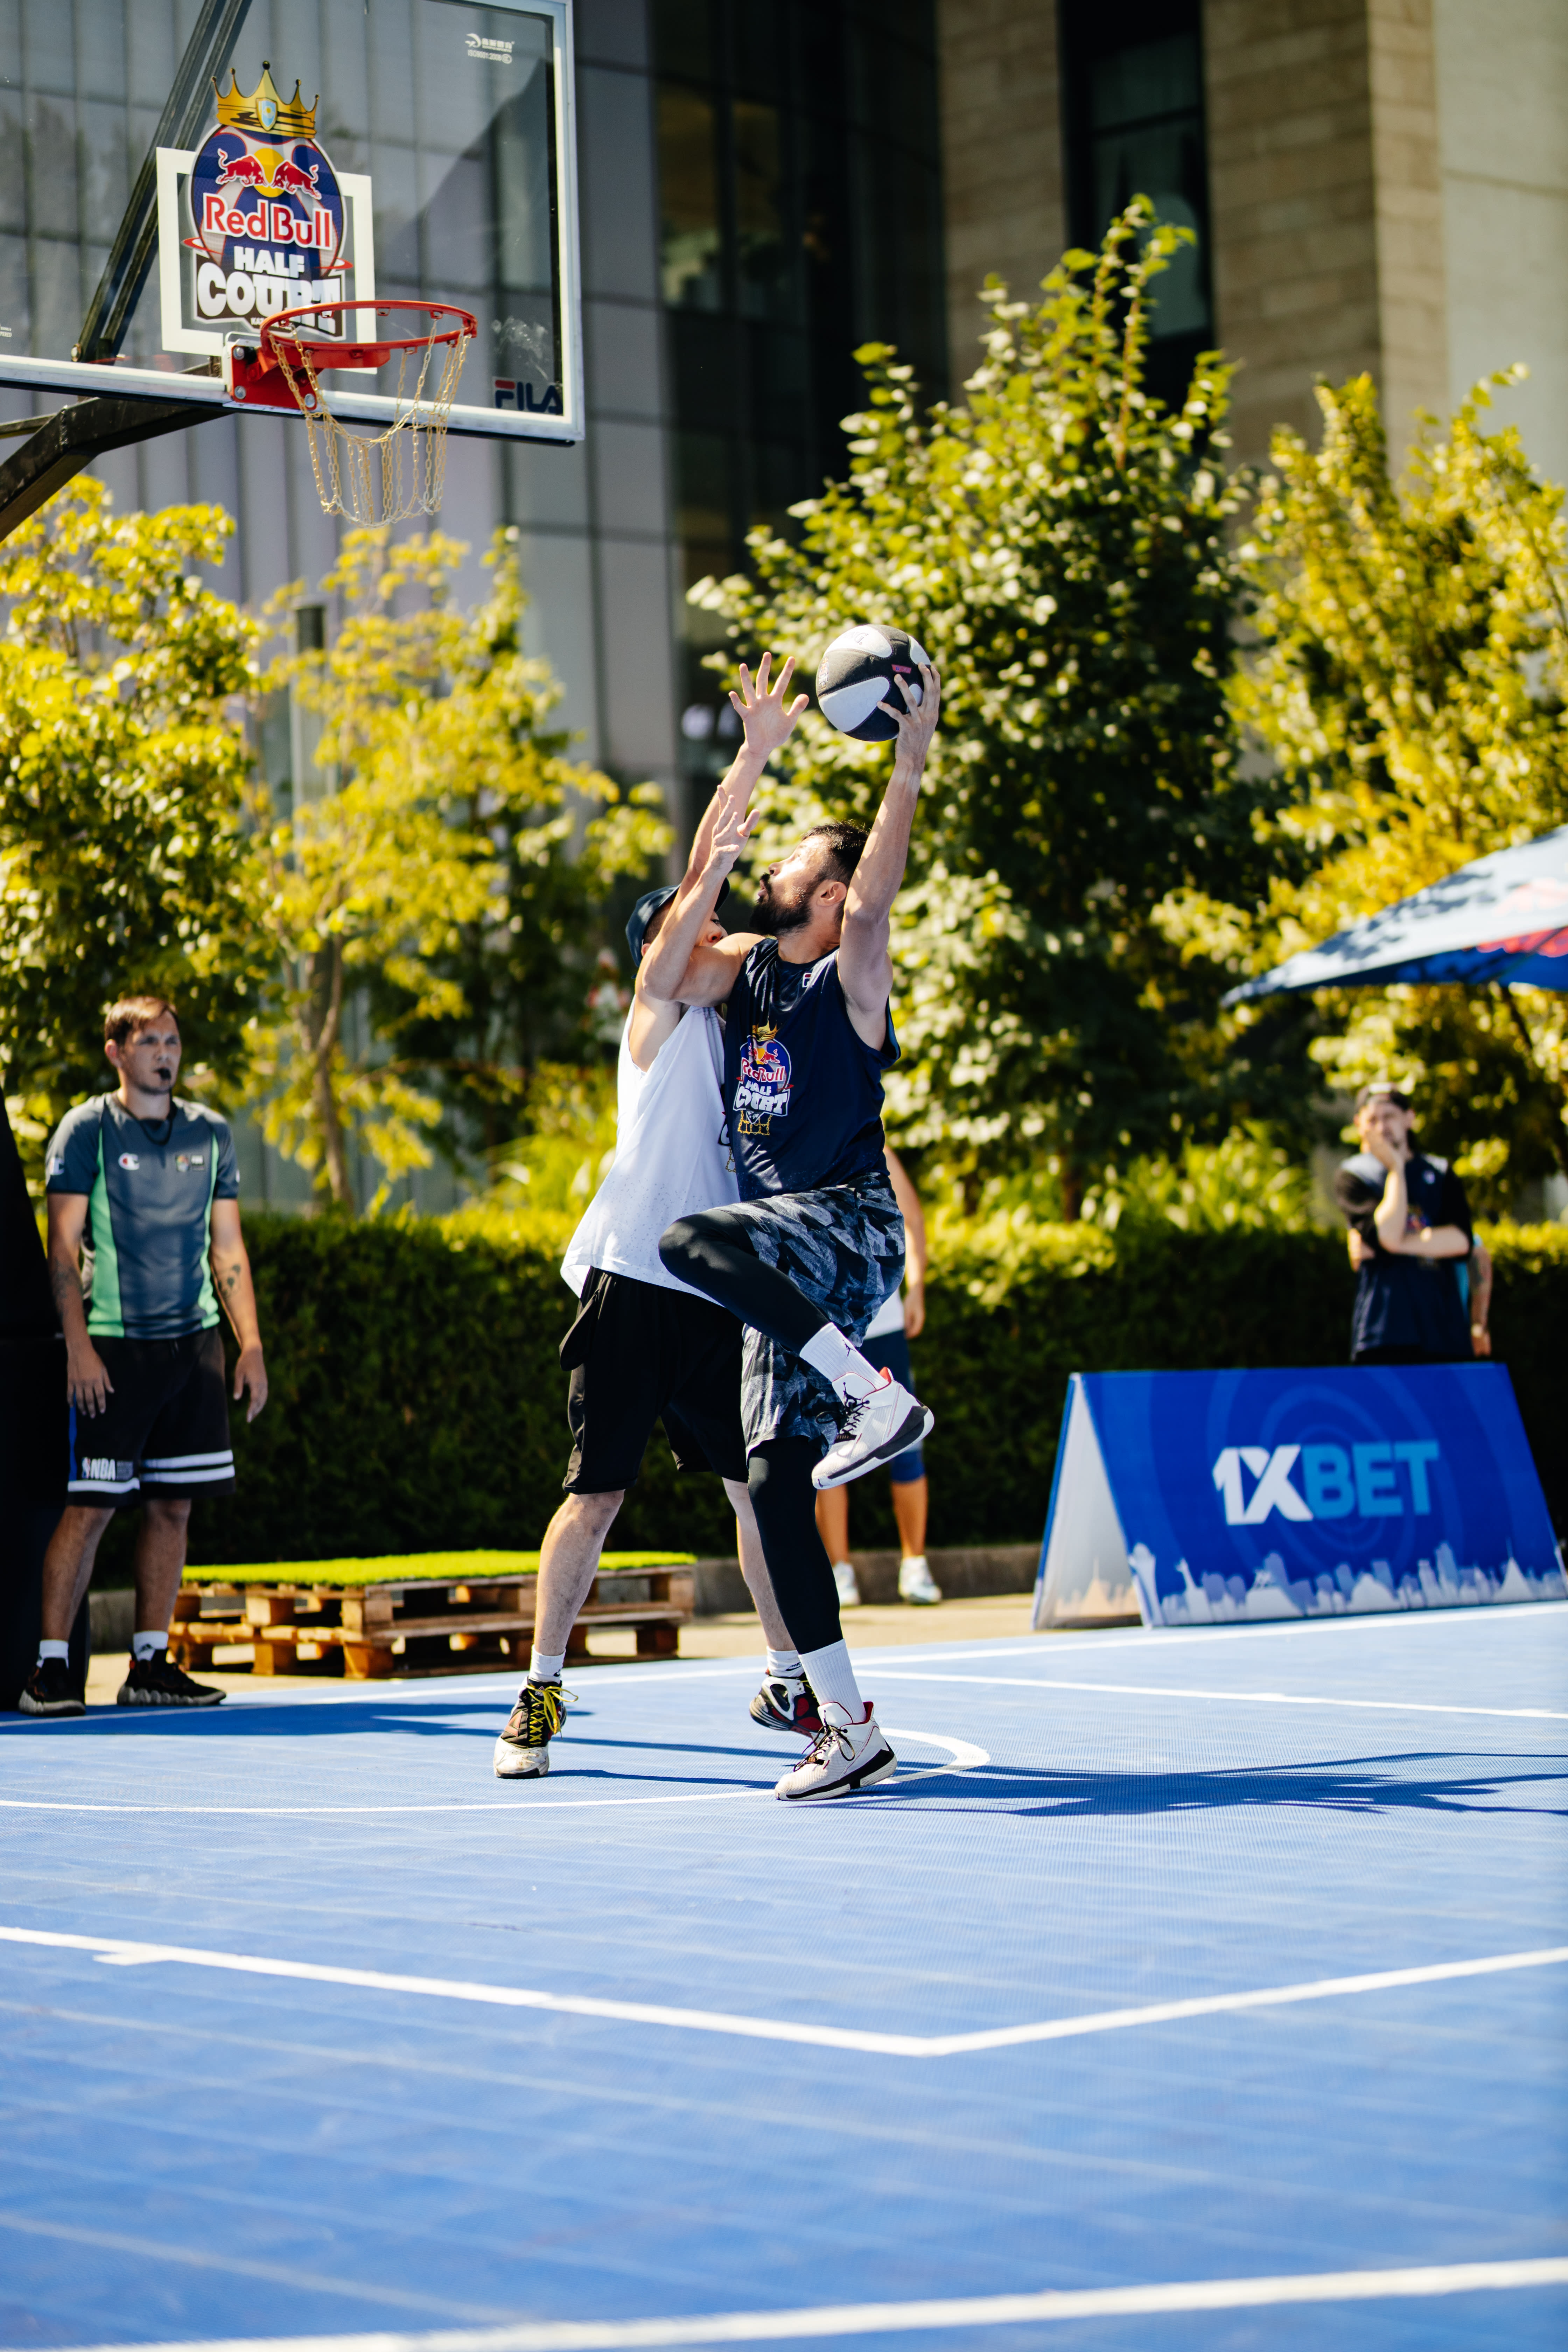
xmin=45 ymin=1095 xmax=240 ymax=1340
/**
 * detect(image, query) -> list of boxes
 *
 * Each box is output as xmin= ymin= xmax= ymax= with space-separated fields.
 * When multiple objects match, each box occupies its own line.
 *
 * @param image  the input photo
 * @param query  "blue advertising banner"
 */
xmin=1033 ymin=1364 xmax=1564 ymax=1630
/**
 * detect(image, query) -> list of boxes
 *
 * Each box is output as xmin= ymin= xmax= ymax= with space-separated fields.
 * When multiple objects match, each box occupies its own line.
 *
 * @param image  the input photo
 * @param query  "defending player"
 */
xmin=492 ymin=661 xmax=819 ymax=1778
xmin=21 ymin=996 xmax=267 ymax=1716
xmin=646 ymin=659 xmax=941 ymax=1801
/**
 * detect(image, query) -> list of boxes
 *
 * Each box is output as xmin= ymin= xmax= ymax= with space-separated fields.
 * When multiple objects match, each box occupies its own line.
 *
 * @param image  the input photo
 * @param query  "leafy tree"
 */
xmin=253 ymin=529 xmax=666 ymax=1208
xmin=695 ymin=205 xmax=1288 ymax=1211
xmin=0 ymin=480 xmax=267 ymax=1135
xmin=1223 ymin=370 xmax=1568 ymax=1204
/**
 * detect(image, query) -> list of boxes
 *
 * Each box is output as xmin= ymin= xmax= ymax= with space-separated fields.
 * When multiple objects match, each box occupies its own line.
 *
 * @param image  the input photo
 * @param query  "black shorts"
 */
xmin=67 ymin=1325 xmax=235 ymax=1505
xmin=561 ymin=1269 xmax=748 ymax=1494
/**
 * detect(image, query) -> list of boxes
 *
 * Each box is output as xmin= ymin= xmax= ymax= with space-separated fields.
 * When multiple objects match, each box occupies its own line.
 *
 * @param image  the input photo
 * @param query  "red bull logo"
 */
xmin=183 ymin=62 xmax=349 ymax=330
xmin=734 ymin=1029 xmax=793 ymax=1134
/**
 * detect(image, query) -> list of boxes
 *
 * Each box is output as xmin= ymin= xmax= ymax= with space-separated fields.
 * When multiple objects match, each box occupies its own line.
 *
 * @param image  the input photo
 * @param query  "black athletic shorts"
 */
xmin=561 ymin=1268 xmax=747 ymax=1493
xmin=67 ymin=1324 xmax=235 ymax=1505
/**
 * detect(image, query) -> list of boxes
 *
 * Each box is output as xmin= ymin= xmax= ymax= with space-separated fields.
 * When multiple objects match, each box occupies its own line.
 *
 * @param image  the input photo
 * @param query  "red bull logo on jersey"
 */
xmin=181 ymin=63 xmax=350 ymax=333
xmin=734 ymin=1027 xmax=792 ymax=1134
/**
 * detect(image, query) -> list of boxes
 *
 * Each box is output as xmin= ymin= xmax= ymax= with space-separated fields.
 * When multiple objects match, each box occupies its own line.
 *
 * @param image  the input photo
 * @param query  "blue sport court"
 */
xmin=3 ymin=1603 xmax=1566 ymax=2351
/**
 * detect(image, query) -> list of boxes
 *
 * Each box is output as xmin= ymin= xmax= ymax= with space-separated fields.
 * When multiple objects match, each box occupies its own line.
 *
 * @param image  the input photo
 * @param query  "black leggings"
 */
xmin=747 ymin=1436 xmax=842 ymax=1653
xmin=659 ymin=1207 xmax=829 ymax=1353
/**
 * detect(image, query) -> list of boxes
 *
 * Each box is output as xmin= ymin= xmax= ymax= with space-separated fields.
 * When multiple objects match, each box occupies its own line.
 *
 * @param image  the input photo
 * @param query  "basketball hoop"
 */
xmin=224 ymin=299 xmax=477 ymax=524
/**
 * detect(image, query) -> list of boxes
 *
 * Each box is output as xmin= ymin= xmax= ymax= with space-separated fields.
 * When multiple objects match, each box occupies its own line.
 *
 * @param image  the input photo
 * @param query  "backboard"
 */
xmin=0 ymin=0 xmax=582 ymax=449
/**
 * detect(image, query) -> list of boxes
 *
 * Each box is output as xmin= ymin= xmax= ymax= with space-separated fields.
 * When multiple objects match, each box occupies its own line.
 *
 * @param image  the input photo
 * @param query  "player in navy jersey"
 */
xmin=643 ymin=650 xmax=941 ymax=1801
xmin=21 ymin=996 xmax=267 ymax=1717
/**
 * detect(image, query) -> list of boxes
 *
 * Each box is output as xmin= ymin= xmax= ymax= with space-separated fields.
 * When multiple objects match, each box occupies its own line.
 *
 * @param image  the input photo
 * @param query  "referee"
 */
xmin=20 ymin=996 xmax=267 ymax=1716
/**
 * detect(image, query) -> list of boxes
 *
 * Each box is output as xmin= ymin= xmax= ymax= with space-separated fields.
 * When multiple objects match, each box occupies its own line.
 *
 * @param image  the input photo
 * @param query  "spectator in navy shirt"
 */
xmin=1334 ymin=1082 xmax=1492 ymax=1364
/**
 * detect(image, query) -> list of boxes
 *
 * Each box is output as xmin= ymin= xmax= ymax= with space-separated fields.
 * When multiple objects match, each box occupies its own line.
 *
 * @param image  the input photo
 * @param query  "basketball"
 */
xmin=814 ymin=624 xmax=931 ymax=741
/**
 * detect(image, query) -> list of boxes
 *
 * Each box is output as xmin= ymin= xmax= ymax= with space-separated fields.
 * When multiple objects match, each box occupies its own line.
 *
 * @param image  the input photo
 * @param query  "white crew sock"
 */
xmin=766 ymin=1647 xmax=803 ymax=1680
xmin=800 ymin=1638 xmax=866 ymax=1720
xmin=799 ymin=1323 xmax=884 ymax=1402
xmin=528 ymin=1647 xmax=566 ymax=1685
xmin=132 ymin=1631 xmax=167 ymax=1663
xmin=37 ymin=1639 xmax=69 ymax=1667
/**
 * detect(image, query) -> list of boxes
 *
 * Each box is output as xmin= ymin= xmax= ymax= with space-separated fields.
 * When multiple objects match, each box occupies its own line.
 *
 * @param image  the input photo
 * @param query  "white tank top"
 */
xmin=561 ymin=1006 xmax=739 ymax=1299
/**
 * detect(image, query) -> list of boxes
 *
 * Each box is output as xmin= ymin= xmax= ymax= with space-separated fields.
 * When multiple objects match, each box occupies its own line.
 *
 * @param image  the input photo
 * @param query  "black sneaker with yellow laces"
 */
xmin=493 ymin=1678 xmax=569 ymax=1779
xmin=117 ymin=1653 xmax=224 ymax=1707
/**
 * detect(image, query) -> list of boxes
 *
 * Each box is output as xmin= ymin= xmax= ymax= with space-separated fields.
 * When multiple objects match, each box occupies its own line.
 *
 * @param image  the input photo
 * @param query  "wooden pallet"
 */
xmin=169 ymin=1565 xmax=696 ymax=1679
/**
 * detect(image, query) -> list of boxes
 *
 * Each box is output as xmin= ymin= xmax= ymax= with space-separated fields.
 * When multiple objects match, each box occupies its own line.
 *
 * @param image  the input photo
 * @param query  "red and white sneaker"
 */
xmin=775 ymin=1701 xmax=897 ymax=1801
xmin=749 ymin=1674 xmax=824 ymax=1738
xmin=811 ymin=1372 xmax=933 ymax=1491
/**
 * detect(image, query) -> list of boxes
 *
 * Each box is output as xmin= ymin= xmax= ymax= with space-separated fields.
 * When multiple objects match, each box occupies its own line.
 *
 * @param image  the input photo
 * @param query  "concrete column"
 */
xmin=1366 ymin=0 xmax=1449 ymax=457
xmin=1203 ymin=0 xmax=1447 ymax=467
xmin=937 ymin=0 xmax=1066 ymax=390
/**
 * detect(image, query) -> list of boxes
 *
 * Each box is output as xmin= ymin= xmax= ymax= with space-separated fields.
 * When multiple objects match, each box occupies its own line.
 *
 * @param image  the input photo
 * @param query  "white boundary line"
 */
xmin=870 ymin=1670 xmax=1568 ymax=1721
xmin=21 ymin=2256 xmax=1568 ymax=2349
xmin=2 ymin=1928 xmax=1562 ymax=2061
xmin=0 ymin=1730 xmax=985 ymax=1818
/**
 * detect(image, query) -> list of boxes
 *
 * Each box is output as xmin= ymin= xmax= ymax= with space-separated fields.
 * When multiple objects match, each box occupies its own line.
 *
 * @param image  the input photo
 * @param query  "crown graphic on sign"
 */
xmin=750 ymin=1022 xmax=778 ymax=1045
xmin=213 ymin=60 xmax=318 ymax=140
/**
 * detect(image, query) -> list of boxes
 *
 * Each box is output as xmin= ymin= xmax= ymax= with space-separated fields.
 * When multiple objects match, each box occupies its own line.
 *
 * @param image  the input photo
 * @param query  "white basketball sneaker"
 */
xmin=898 ymin=1555 xmax=942 ymax=1606
xmin=811 ymin=1372 xmax=934 ymax=1491
xmin=775 ymin=1701 xmax=897 ymax=1802
xmin=831 ymin=1559 xmax=862 ymax=1608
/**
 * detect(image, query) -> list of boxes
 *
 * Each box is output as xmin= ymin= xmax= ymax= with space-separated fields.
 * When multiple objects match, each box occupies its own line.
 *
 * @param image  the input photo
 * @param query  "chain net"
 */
xmin=271 ymin=318 xmax=472 ymax=524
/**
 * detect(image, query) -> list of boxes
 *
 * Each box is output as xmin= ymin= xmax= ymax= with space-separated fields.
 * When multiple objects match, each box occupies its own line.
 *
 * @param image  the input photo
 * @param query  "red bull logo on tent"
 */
xmin=183 ymin=63 xmax=351 ymax=333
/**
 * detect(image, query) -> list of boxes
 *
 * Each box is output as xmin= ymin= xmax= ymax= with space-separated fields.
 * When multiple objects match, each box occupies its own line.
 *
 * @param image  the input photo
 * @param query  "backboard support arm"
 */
xmin=75 ymin=0 xmax=255 ymax=363
xmin=0 ymin=397 xmax=222 ymax=546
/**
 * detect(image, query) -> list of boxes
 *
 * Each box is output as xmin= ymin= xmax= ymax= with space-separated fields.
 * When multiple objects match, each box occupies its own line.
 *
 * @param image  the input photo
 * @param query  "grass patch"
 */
xmin=183 ymin=1550 xmax=696 ymax=1588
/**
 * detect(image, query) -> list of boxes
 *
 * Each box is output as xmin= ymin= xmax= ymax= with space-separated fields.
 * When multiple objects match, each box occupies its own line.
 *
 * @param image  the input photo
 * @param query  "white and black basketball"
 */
xmin=814 ymin=624 xmax=930 ymax=742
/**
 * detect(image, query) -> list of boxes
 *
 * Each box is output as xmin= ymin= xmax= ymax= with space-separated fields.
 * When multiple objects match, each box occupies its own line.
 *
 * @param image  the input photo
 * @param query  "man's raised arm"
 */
xmin=839 ymin=664 xmax=940 ymax=1044
xmin=639 ymin=652 xmax=806 ymax=1007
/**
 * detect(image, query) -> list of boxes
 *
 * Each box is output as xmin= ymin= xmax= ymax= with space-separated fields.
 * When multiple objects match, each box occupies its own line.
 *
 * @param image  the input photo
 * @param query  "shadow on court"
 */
xmin=875 ymin=1750 xmax=1568 ymax=1819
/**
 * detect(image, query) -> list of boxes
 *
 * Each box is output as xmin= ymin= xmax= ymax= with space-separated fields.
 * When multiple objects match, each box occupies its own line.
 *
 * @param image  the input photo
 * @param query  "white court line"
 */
xmin=2 ymin=1927 xmax=1562 ymax=2061
xmin=871 ymin=1670 xmax=1568 ymax=1722
xmin=0 ymin=1730 xmax=985 ymax=1818
xmin=27 ymin=2255 xmax=1568 ymax=2349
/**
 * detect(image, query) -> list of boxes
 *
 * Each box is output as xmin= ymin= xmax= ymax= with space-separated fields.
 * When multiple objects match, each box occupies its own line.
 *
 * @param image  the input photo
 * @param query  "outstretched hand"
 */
xmin=882 ymin=660 xmax=941 ymax=775
xmin=706 ymin=796 xmax=762 ymax=883
xmin=730 ymin=651 xmax=808 ymax=765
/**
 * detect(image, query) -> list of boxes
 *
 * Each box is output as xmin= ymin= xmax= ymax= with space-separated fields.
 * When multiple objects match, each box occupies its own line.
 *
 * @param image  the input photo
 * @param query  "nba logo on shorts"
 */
xmin=734 ymin=1028 xmax=792 ymax=1133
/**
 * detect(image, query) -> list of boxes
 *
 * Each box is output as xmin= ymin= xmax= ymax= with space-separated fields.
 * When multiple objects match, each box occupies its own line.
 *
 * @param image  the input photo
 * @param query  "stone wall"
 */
xmin=938 ymin=0 xmax=1066 ymax=386
xmin=1203 ymin=0 xmax=1447 ymax=466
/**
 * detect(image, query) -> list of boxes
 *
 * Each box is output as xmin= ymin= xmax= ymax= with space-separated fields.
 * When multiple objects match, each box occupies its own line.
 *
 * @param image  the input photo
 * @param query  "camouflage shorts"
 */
xmin=735 ymin=1172 xmax=906 ymax=1455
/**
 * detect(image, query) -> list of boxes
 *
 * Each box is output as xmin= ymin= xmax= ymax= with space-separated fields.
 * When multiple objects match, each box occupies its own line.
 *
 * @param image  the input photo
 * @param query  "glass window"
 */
xmin=658 ymin=85 xmax=723 ymax=309
xmin=1060 ymin=0 xmax=1213 ymax=386
xmin=654 ymin=0 xmax=944 ymax=774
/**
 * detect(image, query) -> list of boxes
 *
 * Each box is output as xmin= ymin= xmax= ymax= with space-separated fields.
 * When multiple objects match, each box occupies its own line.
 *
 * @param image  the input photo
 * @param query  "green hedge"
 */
xmin=176 ymin=1215 xmax=1567 ymax=1568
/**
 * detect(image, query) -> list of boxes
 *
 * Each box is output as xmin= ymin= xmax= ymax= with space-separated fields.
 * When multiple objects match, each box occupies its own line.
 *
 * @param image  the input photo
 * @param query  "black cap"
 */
xmin=626 ymin=877 xmax=729 ymax=964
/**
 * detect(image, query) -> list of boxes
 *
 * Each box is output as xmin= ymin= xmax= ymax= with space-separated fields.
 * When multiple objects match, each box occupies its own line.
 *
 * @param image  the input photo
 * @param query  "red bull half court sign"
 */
xmin=155 ymin=62 xmax=375 ymax=354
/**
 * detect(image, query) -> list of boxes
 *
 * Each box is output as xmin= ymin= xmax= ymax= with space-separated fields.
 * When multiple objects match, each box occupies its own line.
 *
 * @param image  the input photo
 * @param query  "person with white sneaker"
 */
xmin=492 ymin=661 xmax=821 ymax=1780
xmin=816 ymin=1145 xmax=941 ymax=1611
xmin=20 ymin=995 xmax=267 ymax=1718
xmin=648 ymin=656 xmax=941 ymax=1802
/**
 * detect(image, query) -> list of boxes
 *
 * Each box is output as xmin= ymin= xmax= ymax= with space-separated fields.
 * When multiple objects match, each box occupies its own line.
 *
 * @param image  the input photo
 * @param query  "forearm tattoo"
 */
xmin=49 ymin=1261 xmax=82 ymax=1325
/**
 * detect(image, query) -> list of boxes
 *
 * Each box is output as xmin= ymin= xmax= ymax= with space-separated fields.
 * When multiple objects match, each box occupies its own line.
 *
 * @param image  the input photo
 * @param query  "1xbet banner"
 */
xmin=1040 ymin=1364 xmax=1562 ymax=1628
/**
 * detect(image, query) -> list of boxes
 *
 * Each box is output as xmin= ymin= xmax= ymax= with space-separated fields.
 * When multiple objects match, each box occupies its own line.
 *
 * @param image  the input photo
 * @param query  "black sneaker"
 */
xmin=18 ymin=1658 xmax=86 ymax=1718
xmin=493 ymin=1678 xmax=570 ymax=1779
xmin=749 ymin=1674 xmax=824 ymax=1738
xmin=117 ymin=1654 xmax=225 ymax=1708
